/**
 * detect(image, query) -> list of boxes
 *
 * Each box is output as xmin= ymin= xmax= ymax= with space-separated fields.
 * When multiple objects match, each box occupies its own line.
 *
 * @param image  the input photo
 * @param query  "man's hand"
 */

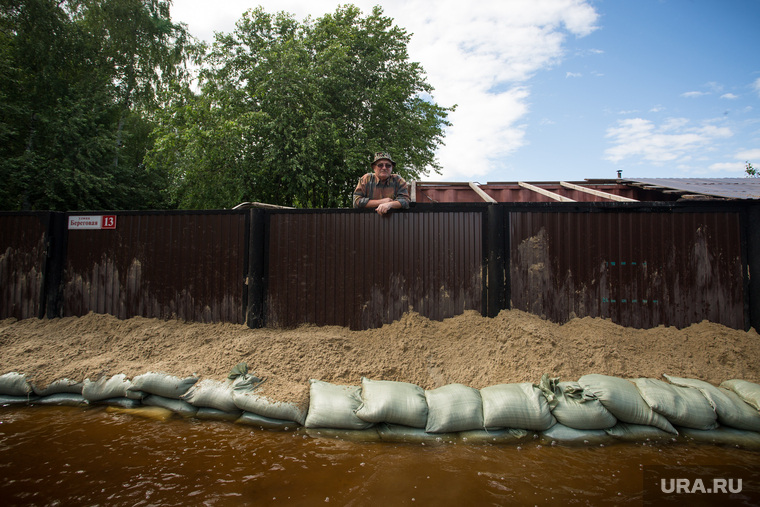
xmin=376 ymin=201 xmax=395 ymax=215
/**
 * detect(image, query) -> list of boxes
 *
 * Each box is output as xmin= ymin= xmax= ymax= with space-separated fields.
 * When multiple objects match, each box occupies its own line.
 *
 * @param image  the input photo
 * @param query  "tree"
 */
xmin=147 ymin=5 xmax=453 ymax=209
xmin=746 ymin=161 xmax=758 ymax=177
xmin=0 ymin=0 xmax=196 ymax=211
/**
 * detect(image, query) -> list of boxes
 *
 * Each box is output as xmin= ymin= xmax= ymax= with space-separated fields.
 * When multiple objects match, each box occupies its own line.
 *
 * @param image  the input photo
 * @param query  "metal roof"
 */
xmin=624 ymin=178 xmax=760 ymax=200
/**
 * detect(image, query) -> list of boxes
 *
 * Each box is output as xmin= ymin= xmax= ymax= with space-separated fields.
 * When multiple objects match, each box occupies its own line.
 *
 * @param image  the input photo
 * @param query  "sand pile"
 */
xmin=1 ymin=310 xmax=758 ymax=407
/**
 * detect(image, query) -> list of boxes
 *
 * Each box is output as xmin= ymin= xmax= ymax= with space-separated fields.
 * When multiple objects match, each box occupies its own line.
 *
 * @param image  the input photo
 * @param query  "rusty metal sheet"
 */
xmin=267 ymin=211 xmax=483 ymax=330
xmin=62 ymin=211 xmax=248 ymax=323
xmin=509 ymin=211 xmax=745 ymax=329
xmin=0 ymin=213 xmax=50 ymax=319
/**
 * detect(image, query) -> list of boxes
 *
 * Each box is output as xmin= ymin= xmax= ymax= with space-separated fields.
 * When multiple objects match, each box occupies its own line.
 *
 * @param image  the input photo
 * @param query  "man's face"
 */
xmin=372 ymin=159 xmax=393 ymax=181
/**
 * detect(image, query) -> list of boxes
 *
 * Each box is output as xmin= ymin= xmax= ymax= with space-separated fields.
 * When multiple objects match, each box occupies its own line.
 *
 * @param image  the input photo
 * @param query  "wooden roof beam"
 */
xmin=468 ymin=182 xmax=497 ymax=203
xmin=518 ymin=182 xmax=576 ymax=202
xmin=560 ymin=181 xmax=638 ymax=202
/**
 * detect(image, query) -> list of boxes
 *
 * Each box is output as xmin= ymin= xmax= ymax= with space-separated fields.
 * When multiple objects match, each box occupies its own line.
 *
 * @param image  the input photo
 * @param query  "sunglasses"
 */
xmin=375 ymin=163 xmax=393 ymax=169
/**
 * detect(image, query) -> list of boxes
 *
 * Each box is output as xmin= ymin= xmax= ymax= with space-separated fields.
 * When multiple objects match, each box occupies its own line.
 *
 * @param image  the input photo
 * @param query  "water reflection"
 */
xmin=1 ymin=406 xmax=759 ymax=506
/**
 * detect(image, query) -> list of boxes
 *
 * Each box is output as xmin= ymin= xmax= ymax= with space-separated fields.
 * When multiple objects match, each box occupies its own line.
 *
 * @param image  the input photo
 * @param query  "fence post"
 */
xmin=42 ymin=212 xmax=68 ymax=319
xmin=747 ymin=203 xmax=760 ymax=332
xmin=486 ymin=204 xmax=508 ymax=317
xmin=245 ymin=208 xmax=266 ymax=328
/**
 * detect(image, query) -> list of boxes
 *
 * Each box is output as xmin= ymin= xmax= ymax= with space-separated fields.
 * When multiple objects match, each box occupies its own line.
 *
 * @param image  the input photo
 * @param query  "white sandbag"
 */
xmin=31 ymin=378 xmax=84 ymax=396
xmin=304 ymin=380 xmax=373 ymax=430
xmin=547 ymin=381 xmax=617 ymax=430
xmin=459 ymin=428 xmax=533 ymax=444
xmin=425 ymin=383 xmax=483 ymax=433
xmin=0 ymin=394 xmax=37 ymax=405
xmin=481 ymin=383 xmax=555 ymax=431
xmin=232 ymin=390 xmax=306 ymax=426
xmin=679 ymin=426 xmax=760 ymax=450
xmin=376 ymin=423 xmax=458 ymax=444
xmin=0 ymin=372 xmax=33 ymax=396
xmin=82 ymin=374 xmax=132 ymax=402
xmin=129 ymin=372 xmax=198 ymax=399
xmin=236 ymin=412 xmax=299 ymax=431
xmin=355 ymin=377 xmax=428 ymax=428
xmin=604 ymin=422 xmax=675 ymax=442
xmin=578 ymin=374 xmax=677 ymax=434
xmin=304 ymin=427 xmax=382 ymax=442
xmin=143 ymin=394 xmax=198 ymax=417
xmin=181 ymin=378 xmax=239 ymax=413
xmin=539 ymin=423 xmax=611 ymax=446
xmin=720 ymin=379 xmax=760 ymax=411
xmin=664 ymin=374 xmax=760 ymax=432
xmin=633 ymin=377 xmax=717 ymax=430
xmin=194 ymin=407 xmax=241 ymax=421
xmin=33 ymin=393 xmax=87 ymax=407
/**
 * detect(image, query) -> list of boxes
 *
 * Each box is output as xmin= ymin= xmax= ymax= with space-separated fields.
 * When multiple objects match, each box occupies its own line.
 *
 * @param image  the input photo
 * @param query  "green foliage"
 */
xmin=0 ymin=0 xmax=196 ymax=211
xmin=746 ymin=161 xmax=758 ymax=178
xmin=147 ymin=5 xmax=453 ymax=209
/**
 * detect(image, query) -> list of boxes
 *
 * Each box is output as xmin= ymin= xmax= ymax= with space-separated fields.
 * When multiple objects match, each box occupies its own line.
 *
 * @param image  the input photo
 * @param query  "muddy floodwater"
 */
xmin=2 ymin=406 xmax=760 ymax=506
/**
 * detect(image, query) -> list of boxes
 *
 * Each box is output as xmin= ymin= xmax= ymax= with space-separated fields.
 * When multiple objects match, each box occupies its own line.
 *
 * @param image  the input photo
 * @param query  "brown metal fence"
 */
xmin=62 ymin=211 xmax=249 ymax=323
xmin=509 ymin=208 xmax=746 ymax=329
xmin=266 ymin=210 xmax=484 ymax=329
xmin=1 ymin=202 xmax=757 ymax=331
xmin=0 ymin=213 xmax=50 ymax=320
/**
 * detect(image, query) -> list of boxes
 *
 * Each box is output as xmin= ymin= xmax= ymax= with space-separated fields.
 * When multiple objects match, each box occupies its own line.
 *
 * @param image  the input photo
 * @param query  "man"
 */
xmin=352 ymin=152 xmax=411 ymax=215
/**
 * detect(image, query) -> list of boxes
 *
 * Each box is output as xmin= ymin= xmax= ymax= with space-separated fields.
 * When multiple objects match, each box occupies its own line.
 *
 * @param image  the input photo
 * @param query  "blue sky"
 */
xmin=171 ymin=0 xmax=760 ymax=183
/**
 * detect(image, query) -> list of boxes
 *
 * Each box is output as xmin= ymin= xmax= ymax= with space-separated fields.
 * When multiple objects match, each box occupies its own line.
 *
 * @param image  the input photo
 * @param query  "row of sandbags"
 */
xmin=0 ymin=364 xmax=305 ymax=430
xmin=2 ymin=369 xmax=760 ymax=446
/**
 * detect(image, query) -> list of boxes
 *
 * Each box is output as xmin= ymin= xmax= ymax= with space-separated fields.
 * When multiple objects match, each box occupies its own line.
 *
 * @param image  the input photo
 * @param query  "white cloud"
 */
xmin=720 ymin=93 xmax=738 ymax=100
xmin=753 ymin=77 xmax=760 ymax=96
xmin=171 ymin=0 xmax=600 ymax=181
xmin=708 ymin=161 xmax=746 ymax=174
xmin=681 ymin=91 xmax=707 ymax=98
xmin=604 ymin=117 xmax=733 ymax=164
xmin=735 ymin=149 xmax=760 ymax=160
xmin=566 ymin=72 xmax=582 ymax=78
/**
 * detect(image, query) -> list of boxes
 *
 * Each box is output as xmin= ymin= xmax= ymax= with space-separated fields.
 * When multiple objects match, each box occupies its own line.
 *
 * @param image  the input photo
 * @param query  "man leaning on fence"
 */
xmin=352 ymin=152 xmax=411 ymax=215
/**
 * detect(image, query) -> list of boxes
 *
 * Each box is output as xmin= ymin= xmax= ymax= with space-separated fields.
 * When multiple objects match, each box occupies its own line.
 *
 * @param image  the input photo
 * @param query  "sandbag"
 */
xmin=481 ymin=383 xmax=555 ymax=431
xmin=105 ymin=405 xmax=175 ymax=422
xmin=129 ymin=372 xmax=198 ymax=399
xmin=304 ymin=427 xmax=381 ymax=442
xmin=304 ymin=380 xmax=373 ymax=430
xmin=355 ymin=377 xmax=428 ymax=428
xmin=578 ymin=374 xmax=677 ymax=434
xmin=425 ymin=383 xmax=483 ymax=433
xmin=543 ymin=380 xmax=616 ymax=430
xmin=0 ymin=394 xmax=37 ymax=405
xmin=33 ymin=393 xmax=87 ymax=407
xmin=376 ymin=423 xmax=458 ymax=444
xmin=605 ymin=422 xmax=675 ymax=442
xmin=236 ymin=412 xmax=299 ymax=431
xmin=679 ymin=426 xmax=760 ymax=451
xmin=194 ymin=407 xmax=241 ymax=421
xmin=664 ymin=374 xmax=760 ymax=432
xmin=82 ymin=374 xmax=132 ymax=402
xmin=91 ymin=397 xmax=142 ymax=408
xmin=143 ymin=394 xmax=198 ymax=417
xmin=720 ymin=379 xmax=760 ymax=411
xmin=458 ymin=428 xmax=533 ymax=444
xmin=539 ymin=423 xmax=612 ymax=446
xmin=181 ymin=378 xmax=239 ymax=413
xmin=633 ymin=377 xmax=717 ymax=430
xmin=31 ymin=378 xmax=84 ymax=396
xmin=232 ymin=391 xmax=306 ymax=426
xmin=0 ymin=372 xmax=33 ymax=396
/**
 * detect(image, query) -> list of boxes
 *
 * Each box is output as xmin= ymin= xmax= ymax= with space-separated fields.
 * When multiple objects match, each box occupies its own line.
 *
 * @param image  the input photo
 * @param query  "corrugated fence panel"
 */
xmin=0 ymin=213 xmax=49 ymax=320
xmin=63 ymin=212 xmax=248 ymax=323
xmin=509 ymin=211 xmax=745 ymax=329
xmin=267 ymin=211 xmax=483 ymax=330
